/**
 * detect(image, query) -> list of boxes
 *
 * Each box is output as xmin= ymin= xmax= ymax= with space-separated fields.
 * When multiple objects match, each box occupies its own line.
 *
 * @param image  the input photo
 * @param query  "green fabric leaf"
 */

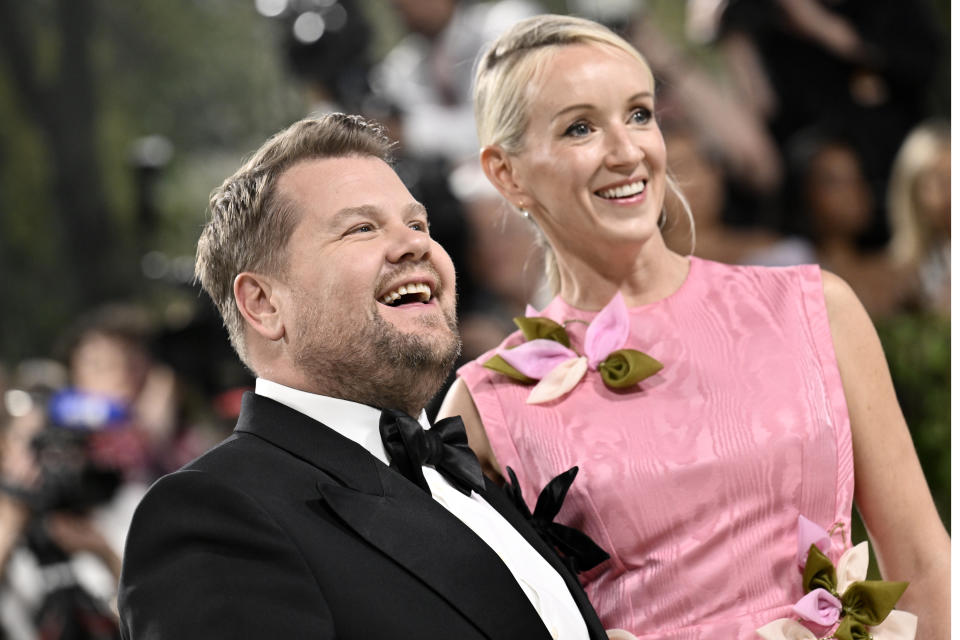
xmin=482 ymin=354 xmax=536 ymax=383
xmin=598 ymin=349 xmax=664 ymax=388
xmin=513 ymin=316 xmax=571 ymax=347
xmin=802 ymin=544 xmax=837 ymax=594
xmin=841 ymin=580 xmax=909 ymax=626
xmin=834 ymin=616 xmax=871 ymax=640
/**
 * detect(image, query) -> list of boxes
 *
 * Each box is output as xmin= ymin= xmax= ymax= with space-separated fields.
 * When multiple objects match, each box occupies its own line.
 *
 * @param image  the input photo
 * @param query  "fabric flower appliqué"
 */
xmin=482 ymin=293 xmax=663 ymax=404
xmin=756 ymin=516 xmax=916 ymax=640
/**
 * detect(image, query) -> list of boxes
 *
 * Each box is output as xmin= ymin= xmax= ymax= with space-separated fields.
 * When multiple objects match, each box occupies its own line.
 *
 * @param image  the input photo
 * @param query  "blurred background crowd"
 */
xmin=0 ymin=0 xmax=950 ymax=638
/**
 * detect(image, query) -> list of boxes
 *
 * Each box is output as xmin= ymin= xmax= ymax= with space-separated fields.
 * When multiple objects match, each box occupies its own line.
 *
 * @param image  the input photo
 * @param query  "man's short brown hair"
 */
xmin=195 ymin=113 xmax=393 ymax=367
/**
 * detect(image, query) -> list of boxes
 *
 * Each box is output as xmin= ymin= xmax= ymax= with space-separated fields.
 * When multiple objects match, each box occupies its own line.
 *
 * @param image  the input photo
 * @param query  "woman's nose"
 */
xmin=604 ymin=125 xmax=644 ymax=171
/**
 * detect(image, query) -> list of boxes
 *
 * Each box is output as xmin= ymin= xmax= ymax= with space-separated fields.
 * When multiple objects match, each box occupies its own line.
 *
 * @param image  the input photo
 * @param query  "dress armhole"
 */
xmin=456 ymin=358 xmax=533 ymax=505
xmin=797 ymin=265 xmax=855 ymax=541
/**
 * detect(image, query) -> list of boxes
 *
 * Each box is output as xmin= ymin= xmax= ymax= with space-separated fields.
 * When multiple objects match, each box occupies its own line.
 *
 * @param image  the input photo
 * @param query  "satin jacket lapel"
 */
xmin=234 ymin=394 xmax=552 ymax=640
xmin=319 ymin=468 xmax=553 ymax=640
xmin=479 ymin=481 xmax=609 ymax=640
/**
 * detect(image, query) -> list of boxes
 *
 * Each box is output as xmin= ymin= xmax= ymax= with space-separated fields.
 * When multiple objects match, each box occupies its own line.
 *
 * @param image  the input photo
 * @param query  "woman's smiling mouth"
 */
xmin=595 ymin=179 xmax=646 ymax=200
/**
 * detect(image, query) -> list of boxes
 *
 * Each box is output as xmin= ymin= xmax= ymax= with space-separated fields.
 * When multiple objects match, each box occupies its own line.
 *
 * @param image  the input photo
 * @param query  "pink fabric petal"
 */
xmin=584 ymin=292 xmax=630 ymax=369
xmin=499 ymin=339 xmax=578 ymax=380
xmin=836 ymin=541 xmax=869 ymax=593
xmin=869 ymin=610 xmax=918 ymax=640
xmin=792 ymin=588 xmax=842 ymax=626
xmin=527 ymin=357 xmax=587 ymax=404
xmin=797 ymin=515 xmax=832 ymax=568
xmin=755 ymin=618 xmax=819 ymax=640
xmin=524 ymin=304 xmax=539 ymax=317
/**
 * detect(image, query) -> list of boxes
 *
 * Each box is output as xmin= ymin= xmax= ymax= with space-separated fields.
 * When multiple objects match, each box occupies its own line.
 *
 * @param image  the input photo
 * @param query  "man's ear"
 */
xmin=234 ymin=272 xmax=285 ymax=342
xmin=480 ymin=145 xmax=529 ymax=207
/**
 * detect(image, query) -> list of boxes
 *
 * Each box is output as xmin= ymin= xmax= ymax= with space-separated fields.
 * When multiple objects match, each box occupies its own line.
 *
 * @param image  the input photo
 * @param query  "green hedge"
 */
xmin=875 ymin=314 xmax=951 ymax=528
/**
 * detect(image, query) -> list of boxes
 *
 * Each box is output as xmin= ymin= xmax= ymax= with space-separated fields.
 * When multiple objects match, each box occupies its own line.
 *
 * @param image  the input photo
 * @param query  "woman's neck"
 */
xmin=553 ymin=234 xmax=690 ymax=310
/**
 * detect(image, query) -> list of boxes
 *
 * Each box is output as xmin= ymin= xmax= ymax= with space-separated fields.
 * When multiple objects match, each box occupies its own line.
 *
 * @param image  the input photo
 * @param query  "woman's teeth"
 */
xmin=379 ymin=282 xmax=432 ymax=306
xmin=597 ymin=180 xmax=646 ymax=199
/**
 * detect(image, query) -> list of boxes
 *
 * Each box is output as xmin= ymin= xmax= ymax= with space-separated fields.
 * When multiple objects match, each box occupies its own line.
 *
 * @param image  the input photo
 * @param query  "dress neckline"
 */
xmin=540 ymin=256 xmax=700 ymax=321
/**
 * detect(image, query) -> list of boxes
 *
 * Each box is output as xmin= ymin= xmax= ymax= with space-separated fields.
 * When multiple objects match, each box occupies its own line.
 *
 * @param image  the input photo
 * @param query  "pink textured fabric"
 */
xmin=458 ymin=258 xmax=854 ymax=639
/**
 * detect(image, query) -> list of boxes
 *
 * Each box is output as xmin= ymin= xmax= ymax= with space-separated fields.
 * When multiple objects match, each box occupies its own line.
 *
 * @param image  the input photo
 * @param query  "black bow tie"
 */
xmin=379 ymin=409 xmax=485 ymax=496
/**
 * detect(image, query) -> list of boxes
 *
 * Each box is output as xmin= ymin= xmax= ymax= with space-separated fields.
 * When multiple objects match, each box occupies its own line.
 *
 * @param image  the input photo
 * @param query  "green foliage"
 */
xmin=875 ymin=314 xmax=951 ymax=527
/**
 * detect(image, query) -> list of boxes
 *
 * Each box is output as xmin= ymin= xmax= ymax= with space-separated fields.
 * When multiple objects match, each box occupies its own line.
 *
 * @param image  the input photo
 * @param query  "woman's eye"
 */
xmin=564 ymin=121 xmax=591 ymax=137
xmin=630 ymin=107 xmax=652 ymax=125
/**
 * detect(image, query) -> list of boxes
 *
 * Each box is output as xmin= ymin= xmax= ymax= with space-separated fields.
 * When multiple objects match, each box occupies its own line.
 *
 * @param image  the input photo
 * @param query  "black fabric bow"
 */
xmin=379 ymin=409 xmax=485 ymax=496
xmin=503 ymin=466 xmax=610 ymax=574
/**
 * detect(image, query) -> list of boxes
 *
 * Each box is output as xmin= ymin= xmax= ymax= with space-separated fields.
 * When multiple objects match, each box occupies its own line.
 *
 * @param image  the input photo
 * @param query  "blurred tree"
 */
xmin=0 ymin=0 xmax=121 ymax=303
xmin=0 ymin=0 xmax=304 ymax=363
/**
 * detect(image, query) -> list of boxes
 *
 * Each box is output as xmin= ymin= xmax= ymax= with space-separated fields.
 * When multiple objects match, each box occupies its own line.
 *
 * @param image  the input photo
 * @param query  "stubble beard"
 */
xmin=293 ymin=298 xmax=461 ymax=416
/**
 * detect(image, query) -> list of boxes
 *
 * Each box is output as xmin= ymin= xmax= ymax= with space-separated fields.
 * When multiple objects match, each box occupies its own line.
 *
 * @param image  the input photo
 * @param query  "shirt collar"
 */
xmin=254 ymin=378 xmax=430 ymax=465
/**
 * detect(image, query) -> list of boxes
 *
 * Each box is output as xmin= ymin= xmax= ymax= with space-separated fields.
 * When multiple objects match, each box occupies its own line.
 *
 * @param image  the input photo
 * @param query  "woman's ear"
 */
xmin=234 ymin=272 xmax=285 ymax=342
xmin=480 ymin=145 xmax=529 ymax=207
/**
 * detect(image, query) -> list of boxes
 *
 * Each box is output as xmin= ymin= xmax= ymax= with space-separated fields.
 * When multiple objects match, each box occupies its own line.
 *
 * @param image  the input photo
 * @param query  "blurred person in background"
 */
xmin=714 ymin=0 xmax=944 ymax=243
xmin=661 ymin=123 xmax=814 ymax=266
xmin=440 ymin=14 xmax=948 ymax=639
xmin=370 ymin=0 xmax=542 ymax=164
xmin=886 ymin=119 xmax=950 ymax=316
xmin=783 ymin=130 xmax=905 ymax=316
xmin=276 ymin=0 xmax=375 ymax=116
xmin=0 ymin=363 xmax=123 ymax=640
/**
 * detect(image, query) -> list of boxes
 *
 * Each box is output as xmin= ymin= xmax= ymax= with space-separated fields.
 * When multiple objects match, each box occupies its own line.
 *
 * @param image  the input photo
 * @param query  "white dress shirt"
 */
xmin=255 ymin=379 xmax=590 ymax=640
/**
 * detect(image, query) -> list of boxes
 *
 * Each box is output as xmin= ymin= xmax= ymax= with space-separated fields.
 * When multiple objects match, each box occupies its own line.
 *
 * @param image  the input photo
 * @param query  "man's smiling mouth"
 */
xmin=378 ymin=282 xmax=433 ymax=307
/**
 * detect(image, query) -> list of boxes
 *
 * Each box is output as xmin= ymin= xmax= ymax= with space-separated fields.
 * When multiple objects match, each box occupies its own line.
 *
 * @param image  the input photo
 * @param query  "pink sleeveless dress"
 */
xmin=458 ymin=257 xmax=854 ymax=639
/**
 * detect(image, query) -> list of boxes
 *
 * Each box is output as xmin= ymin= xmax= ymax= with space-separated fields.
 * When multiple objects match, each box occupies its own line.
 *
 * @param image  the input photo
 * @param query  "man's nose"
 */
xmin=386 ymin=224 xmax=431 ymax=263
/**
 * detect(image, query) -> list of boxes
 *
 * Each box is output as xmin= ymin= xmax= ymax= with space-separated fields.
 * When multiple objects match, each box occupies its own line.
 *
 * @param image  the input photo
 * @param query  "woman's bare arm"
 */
xmin=437 ymin=378 xmax=505 ymax=485
xmin=823 ymin=270 xmax=949 ymax=639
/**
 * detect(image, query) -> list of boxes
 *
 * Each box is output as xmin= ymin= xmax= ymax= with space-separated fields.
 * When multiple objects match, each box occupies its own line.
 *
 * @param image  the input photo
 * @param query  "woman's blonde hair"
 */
xmin=887 ymin=119 xmax=950 ymax=267
xmin=473 ymin=14 xmax=693 ymax=291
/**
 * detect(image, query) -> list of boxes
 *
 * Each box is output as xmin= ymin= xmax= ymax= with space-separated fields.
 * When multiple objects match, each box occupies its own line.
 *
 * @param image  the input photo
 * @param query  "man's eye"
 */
xmin=564 ymin=121 xmax=591 ymax=137
xmin=348 ymin=224 xmax=374 ymax=234
xmin=409 ymin=221 xmax=428 ymax=232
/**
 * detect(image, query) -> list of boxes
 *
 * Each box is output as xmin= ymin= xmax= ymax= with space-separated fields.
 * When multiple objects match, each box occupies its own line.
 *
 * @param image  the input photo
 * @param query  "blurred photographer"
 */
xmin=0 ymin=391 xmax=123 ymax=640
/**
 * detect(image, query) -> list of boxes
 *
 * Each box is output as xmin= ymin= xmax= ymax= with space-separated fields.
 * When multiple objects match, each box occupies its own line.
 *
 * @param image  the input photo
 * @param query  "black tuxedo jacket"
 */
xmin=118 ymin=393 xmax=608 ymax=639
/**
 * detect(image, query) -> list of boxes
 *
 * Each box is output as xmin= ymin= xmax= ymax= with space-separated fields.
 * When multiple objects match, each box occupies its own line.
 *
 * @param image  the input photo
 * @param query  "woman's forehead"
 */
xmin=523 ymin=43 xmax=654 ymax=114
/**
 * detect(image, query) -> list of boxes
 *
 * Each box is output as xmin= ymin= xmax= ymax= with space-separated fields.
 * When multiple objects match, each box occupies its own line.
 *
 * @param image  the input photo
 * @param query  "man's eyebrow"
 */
xmin=404 ymin=202 xmax=428 ymax=218
xmin=329 ymin=205 xmax=380 ymax=227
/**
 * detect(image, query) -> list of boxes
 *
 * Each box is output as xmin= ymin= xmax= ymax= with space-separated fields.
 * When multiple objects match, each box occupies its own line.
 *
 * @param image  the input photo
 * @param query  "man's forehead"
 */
xmin=277 ymin=155 xmax=412 ymax=212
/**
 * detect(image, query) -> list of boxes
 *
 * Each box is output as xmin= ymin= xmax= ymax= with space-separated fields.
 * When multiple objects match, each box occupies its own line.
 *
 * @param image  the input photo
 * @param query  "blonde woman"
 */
xmin=439 ymin=15 xmax=948 ymax=640
xmin=887 ymin=119 xmax=951 ymax=314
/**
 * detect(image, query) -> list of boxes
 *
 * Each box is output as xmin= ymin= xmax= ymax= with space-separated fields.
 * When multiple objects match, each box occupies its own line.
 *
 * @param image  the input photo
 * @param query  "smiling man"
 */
xmin=116 ymin=114 xmax=608 ymax=640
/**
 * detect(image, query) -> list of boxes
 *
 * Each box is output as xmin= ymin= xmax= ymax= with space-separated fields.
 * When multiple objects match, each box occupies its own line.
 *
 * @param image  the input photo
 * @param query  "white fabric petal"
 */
xmin=526 ymin=356 xmax=588 ymax=404
xmin=755 ymin=618 xmax=818 ymax=640
xmin=836 ymin=541 xmax=869 ymax=593
xmin=869 ymin=610 xmax=918 ymax=640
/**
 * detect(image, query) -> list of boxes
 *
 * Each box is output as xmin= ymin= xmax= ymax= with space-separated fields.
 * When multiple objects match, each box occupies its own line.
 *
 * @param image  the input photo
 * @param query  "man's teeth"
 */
xmin=597 ymin=180 xmax=646 ymax=199
xmin=379 ymin=282 xmax=432 ymax=305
